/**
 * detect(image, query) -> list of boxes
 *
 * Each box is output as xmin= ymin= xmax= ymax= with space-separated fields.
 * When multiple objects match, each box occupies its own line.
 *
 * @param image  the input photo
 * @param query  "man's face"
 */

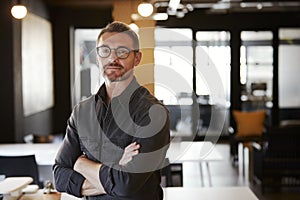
xmin=97 ymin=32 xmax=141 ymax=82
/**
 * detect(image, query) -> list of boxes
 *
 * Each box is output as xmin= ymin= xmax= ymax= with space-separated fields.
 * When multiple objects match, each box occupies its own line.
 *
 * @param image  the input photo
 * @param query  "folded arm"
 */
xmin=99 ymin=111 xmax=170 ymax=197
xmin=73 ymin=142 xmax=140 ymax=196
xmin=53 ymin=114 xmax=86 ymax=197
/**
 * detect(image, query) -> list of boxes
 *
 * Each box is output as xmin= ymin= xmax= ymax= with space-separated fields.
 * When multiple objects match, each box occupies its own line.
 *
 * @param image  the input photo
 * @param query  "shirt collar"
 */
xmin=96 ymin=77 xmax=141 ymax=107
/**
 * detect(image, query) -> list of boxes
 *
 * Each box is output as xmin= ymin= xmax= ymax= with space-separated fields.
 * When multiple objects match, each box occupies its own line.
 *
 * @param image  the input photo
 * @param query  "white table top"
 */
xmin=163 ymin=187 xmax=259 ymax=200
xmin=166 ymin=141 xmax=223 ymax=164
xmin=0 ymin=141 xmax=222 ymax=166
xmin=0 ymin=143 xmax=61 ymax=166
xmin=19 ymin=187 xmax=258 ymax=200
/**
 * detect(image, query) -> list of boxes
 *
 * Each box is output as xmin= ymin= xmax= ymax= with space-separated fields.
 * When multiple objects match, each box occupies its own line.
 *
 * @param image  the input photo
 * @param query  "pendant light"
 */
xmin=11 ymin=0 xmax=28 ymax=19
xmin=137 ymin=2 xmax=153 ymax=17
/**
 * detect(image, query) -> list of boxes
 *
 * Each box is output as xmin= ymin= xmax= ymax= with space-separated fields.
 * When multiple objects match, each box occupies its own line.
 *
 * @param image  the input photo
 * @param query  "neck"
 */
xmin=105 ymin=75 xmax=134 ymax=104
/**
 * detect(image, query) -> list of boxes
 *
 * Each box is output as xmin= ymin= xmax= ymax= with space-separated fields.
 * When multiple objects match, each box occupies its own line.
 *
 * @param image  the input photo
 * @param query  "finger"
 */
xmin=125 ymin=142 xmax=140 ymax=152
xmin=125 ymin=142 xmax=136 ymax=150
xmin=133 ymin=149 xmax=139 ymax=155
xmin=130 ymin=144 xmax=140 ymax=152
xmin=129 ymin=150 xmax=139 ymax=157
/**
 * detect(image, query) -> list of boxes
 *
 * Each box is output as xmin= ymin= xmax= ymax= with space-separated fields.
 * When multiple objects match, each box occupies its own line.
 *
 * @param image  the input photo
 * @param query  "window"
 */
xmin=279 ymin=28 xmax=300 ymax=108
xmin=196 ymin=31 xmax=231 ymax=106
xmin=154 ymin=28 xmax=193 ymax=105
xmin=240 ymin=31 xmax=273 ymax=110
xmin=154 ymin=28 xmax=195 ymax=136
xmin=154 ymin=29 xmax=230 ymax=137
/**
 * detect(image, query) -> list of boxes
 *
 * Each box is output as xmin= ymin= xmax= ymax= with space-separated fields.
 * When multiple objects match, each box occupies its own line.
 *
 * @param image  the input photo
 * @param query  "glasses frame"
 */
xmin=96 ymin=45 xmax=139 ymax=59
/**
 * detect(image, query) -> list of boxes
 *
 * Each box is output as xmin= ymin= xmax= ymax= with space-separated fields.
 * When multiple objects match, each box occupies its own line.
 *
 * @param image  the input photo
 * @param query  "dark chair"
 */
xmin=253 ymin=126 xmax=300 ymax=193
xmin=161 ymin=158 xmax=183 ymax=187
xmin=0 ymin=155 xmax=41 ymax=188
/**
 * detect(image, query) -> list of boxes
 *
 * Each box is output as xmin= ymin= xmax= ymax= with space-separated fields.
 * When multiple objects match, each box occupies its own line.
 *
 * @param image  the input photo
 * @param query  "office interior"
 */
xmin=1 ymin=0 xmax=300 ymax=199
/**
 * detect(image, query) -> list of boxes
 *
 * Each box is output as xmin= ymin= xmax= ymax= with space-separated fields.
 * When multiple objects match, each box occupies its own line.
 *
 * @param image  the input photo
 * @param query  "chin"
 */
xmin=104 ymin=70 xmax=133 ymax=82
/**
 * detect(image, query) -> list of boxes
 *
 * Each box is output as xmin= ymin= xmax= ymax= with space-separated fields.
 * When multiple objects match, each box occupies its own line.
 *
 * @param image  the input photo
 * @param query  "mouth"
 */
xmin=104 ymin=63 xmax=123 ymax=70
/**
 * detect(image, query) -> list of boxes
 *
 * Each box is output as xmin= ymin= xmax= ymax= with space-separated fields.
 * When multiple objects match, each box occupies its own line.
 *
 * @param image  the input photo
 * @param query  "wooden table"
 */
xmin=166 ymin=141 xmax=223 ymax=186
xmin=19 ymin=190 xmax=61 ymax=200
xmin=163 ymin=187 xmax=259 ymax=200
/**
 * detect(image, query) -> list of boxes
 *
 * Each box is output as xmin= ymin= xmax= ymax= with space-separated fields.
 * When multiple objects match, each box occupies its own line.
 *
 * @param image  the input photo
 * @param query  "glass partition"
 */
xmin=154 ymin=28 xmax=193 ymax=105
xmin=73 ymin=29 xmax=103 ymax=107
xmin=279 ymin=28 xmax=300 ymax=108
xmin=196 ymin=31 xmax=231 ymax=106
xmin=154 ymin=28 xmax=195 ymax=138
xmin=196 ymin=31 xmax=231 ymax=136
xmin=240 ymin=31 xmax=273 ymax=110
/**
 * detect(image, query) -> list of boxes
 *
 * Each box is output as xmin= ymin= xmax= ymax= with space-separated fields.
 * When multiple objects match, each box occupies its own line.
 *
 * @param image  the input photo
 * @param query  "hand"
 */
xmin=119 ymin=142 xmax=140 ymax=166
xmin=74 ymin=155 xmax=106 ymax=195
xmin=81 ymin=179 xmax=102 ymax=196
xmin=73 ymin=154 xmax=89 ymax=174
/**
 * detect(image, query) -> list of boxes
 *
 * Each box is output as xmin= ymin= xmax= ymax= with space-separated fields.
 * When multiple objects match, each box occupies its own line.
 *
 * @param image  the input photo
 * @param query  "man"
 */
xmin=53 ymin=21 xmax=170 ymax=200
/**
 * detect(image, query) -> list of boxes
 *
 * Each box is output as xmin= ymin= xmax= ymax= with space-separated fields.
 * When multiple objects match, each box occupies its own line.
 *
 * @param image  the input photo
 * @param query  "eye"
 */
xmin=101 ymin=47 xmax=110 ymax=54
xmin=117 ymin=47 xmax=129 ymax=55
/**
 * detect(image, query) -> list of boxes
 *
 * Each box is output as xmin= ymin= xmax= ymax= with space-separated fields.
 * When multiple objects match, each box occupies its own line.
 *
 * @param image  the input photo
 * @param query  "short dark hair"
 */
xmin=97 ymin=21 xmax=140 ymax=51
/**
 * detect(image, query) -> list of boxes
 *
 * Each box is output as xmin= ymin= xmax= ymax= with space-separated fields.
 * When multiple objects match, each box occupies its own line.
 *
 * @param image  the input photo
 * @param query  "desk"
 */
xmin=166 ymin=141 xmax=223 ymax=186
xmin=0 ymin=142 xmax=222 ymax=187
xmin=19 ymin=187 xmax=258 ymax=200
xmin=0 ymin=143 xmax=60 ymax=165
xmin=167 ymin=141 xmax=223 ymax=186
xmin=163 ymin=187 xmax=259 ymax=200
xmin=19 ymin=190 xmax=61 ymax=200
xmin=167 ymin=141 xmax=223 ymax=163
xmin=0 ymin=143 xmax=61 ymax=183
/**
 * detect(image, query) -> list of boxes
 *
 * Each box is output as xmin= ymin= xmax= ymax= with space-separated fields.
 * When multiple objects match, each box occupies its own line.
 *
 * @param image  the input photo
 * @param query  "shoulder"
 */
xmin=73 ymin=95 xmax=96 ymax=115
xmin=133 ymin=87 xmax=162 ymax=106
xmin=131 ymin=86 xmax=169 ymax=116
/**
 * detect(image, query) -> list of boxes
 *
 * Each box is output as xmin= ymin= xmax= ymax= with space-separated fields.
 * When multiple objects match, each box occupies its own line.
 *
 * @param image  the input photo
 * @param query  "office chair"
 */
xmin=0 ymin=155 xmax=41 ymax=188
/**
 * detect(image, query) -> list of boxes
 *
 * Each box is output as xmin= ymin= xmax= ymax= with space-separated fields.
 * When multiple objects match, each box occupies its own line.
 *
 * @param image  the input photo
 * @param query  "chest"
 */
xmin=77 ymin=100 xmax=135 ymax=163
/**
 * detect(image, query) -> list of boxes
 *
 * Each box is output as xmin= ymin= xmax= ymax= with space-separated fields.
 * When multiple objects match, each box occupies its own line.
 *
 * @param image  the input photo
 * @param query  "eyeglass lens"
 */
xmin=97 ymin=46 xmax=131 ymax=59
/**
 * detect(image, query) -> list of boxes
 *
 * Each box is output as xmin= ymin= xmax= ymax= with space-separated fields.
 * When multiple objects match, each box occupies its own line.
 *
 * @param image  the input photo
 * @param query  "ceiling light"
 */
xmin=176 ymin=11 xmax=185 ymax=18
xmin=11 ymin=4 xmax=27 ymax=19
xmin=129 ymin=23 xmax=139 ymax=32
xmin=152 ymin=13 xmax=168 ymax=20
xmin=11 ymin=0 xmax=27 ymax=19
xmin=256 ymin=3 xmax=263 ymax=10
xmin=131 ymin=13 xmax=168 ymax=21
xmin=138 ymin=2 xmax=154 ymax=17
xmin=186 ymin=4 xmax=194 ymax=12
xmin=212 ymin=2 xmax=230 ymax=10
xmin=131 ymin=13 xmax=140 ymax=21
xmin=168 ymin=0 xmax=181 ymax=11
xmin=167 ymin=7 xmax=177 ymax=15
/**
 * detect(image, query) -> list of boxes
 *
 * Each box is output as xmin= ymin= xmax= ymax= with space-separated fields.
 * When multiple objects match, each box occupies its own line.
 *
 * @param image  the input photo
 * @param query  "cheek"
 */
xmin=96 ymin=56 xmax=101 ymax=64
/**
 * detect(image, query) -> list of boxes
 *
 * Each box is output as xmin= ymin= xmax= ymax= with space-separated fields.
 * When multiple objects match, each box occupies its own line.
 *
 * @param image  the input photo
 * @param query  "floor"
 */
xmin=168 ymin=143 xmax=300 ymax=200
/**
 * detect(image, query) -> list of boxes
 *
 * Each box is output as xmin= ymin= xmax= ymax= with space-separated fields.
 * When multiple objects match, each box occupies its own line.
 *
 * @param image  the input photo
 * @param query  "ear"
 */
xmin=134 ymin=51 xmax=142 ymax=66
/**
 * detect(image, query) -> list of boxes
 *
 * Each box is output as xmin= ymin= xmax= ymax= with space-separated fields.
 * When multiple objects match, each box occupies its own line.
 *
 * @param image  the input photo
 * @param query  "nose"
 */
xmin=108 ymin=49 xmax=119 ymax=60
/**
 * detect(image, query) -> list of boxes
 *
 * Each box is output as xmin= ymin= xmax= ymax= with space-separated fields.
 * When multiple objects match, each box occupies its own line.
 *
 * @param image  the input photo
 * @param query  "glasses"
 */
xmin=96 ymin=45 xmax=138 ymax=59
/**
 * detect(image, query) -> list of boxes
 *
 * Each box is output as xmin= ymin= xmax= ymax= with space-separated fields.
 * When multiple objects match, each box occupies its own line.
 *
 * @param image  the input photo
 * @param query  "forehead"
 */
xmin=98 ymin=32 xmax=134 ymax=48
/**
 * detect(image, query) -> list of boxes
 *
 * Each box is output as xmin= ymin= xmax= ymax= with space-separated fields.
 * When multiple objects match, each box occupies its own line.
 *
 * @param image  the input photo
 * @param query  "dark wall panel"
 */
xmin=0 ymin=1 xmax=112 ymax=142
xmin=50 ymin=6 xmax=112 ymax=134
xmin=0 ymin=0 xmax=15 ymax=142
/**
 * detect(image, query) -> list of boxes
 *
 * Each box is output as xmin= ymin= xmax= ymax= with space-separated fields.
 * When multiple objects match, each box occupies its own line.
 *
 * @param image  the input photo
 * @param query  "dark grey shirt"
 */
xmin=53 ymin=78 xmax=170 ymax=200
